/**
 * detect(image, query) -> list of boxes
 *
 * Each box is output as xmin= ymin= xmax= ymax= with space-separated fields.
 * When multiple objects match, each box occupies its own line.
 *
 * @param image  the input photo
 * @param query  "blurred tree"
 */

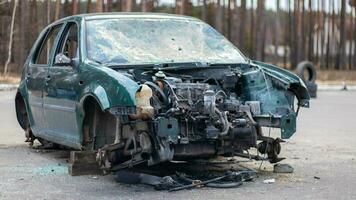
xmin=142 ymin=0 xmax=154 ymax=12
xmin=326 ymin=0 xmax=331 ymax=69
xmin=201 ymin=0 xmax=207 ymax=21
xmin=349 ymin=8 xmax=353 ymax=70
xmin=72 ymin=0 xmax=78 ymax=15
xmin=249 ymin=0 xmax=255 ymax=58
xmin=96 ymin=0 xmax=103 ymax=12
xmin=215 ymin=0 xmax=223 ymax=33
xmin=87 ymin=0 xmax=92 ymax=13
xmin=55 ymin=0 xmax=61 ymax=20
xmin=338 ymin=0 xmax=346 ymax=70
xmin=307 ymin=0 xmax=313 ymax=62
xmin=273 ymin=0 xmax=280 ymax=64
xmin=354 ymin=6 xmax=356 ymax=69
xmin=3 ymin=0 xmax=18 ymax=75
xmin=238 ymin=0 xmax=246 ymax=52
xmin=255 ymin=0 xmax=265 ymax=60
xmin=123 ymin=0 xmax=134 ymax=12
xmin=320 ymin=0 xmax=326 ymax=69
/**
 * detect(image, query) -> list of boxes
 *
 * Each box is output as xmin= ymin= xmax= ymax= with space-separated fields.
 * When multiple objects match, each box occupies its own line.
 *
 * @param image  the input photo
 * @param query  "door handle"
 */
xmin=45 ymin=75 xmax=51 ymax=82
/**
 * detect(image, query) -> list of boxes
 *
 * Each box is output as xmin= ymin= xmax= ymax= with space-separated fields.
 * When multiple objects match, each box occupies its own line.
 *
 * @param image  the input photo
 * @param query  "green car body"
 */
xmin=15 ymin=13 xmax=309 ymax=169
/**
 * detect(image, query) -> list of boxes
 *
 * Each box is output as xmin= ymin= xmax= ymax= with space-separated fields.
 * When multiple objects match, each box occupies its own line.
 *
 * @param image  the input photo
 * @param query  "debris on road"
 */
xmin=115 ymin=168 xmax=257 ymax=191
xmin=263 ymin=178 xmax=276 ymax=184
xmin=273 ymin=163 xmax=294 ymax=173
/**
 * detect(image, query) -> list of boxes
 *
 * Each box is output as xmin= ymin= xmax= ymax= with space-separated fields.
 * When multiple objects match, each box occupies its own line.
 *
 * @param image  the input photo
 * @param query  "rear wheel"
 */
xmin=15 ymin=93 xmax=59 ymax=148
xmin=15 ymin=94 xmax=35 ymax=146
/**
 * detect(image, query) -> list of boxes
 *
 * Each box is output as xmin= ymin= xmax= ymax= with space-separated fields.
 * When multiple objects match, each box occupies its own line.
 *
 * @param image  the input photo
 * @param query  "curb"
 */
xmin=318 ymin=84 xmax=356 ymax=91
xmin=0 ymin=84 xmax=18 ymax=91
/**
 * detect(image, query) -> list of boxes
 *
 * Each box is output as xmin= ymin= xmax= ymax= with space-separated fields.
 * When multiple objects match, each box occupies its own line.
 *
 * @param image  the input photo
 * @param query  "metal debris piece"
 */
xmin=273 ymin=163 xmax=294 ymax=173
xmin=114 ymin=168 xmax=257 ymax=192
xmin=263 ymin=178 xmax=275 ymax=184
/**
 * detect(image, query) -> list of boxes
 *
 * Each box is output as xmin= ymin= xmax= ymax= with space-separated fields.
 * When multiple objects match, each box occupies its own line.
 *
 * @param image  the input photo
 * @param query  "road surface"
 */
xmin=0 ymin=90 xmax=356 ymax=200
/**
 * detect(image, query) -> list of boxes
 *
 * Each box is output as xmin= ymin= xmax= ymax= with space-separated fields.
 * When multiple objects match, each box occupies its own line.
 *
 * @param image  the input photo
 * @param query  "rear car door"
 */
xmin=43 ymin=22 xmax=81 ymax=147
xmin=26 ymin=24 xmax=63 ymax=133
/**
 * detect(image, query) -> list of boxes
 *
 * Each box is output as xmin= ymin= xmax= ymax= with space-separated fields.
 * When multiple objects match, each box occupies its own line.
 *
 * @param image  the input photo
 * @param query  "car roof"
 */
xmin=56 ymin=12 xmax=200 ymax=23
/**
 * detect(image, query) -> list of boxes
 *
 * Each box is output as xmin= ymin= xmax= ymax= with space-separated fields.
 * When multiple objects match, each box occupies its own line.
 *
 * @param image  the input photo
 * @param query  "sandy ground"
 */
xmin=1 ymin=90 xmax=356 ymax=200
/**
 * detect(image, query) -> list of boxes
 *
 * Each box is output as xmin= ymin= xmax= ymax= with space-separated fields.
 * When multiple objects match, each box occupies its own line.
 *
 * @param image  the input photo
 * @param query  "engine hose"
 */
xmin=144 ymin=81 xmax=169 ymax=105
xmin=206 ymin=181 xmax=243 ymax=188
xmin=162 ymin=80 xmax=179 ymax=107
xmin=215 ymin=108 xmax=230 ymax=136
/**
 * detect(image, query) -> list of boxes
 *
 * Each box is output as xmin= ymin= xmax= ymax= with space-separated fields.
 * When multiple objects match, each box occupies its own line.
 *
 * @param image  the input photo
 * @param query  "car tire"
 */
xmin=296 ymin=61 xmax=317 ymax=98
xmin=305 ymin=82 xmax=317 ymax=98
xmin=296 ymin=61 xmax=317 ymax=83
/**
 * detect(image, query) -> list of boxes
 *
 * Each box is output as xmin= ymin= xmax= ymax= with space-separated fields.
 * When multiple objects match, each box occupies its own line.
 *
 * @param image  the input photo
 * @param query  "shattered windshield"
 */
xmin=85 ymin=18 xmax=246 ymax=65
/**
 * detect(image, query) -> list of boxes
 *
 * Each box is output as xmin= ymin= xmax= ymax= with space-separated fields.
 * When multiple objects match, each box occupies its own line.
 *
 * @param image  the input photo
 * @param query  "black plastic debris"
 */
xmin=115 ymin=169 xmax=257 ymax=191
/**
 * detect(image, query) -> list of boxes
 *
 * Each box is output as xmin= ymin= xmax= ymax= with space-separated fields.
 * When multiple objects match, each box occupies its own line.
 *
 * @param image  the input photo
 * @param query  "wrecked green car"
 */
xmin=15 ymin=13 xmax=309 ymax=171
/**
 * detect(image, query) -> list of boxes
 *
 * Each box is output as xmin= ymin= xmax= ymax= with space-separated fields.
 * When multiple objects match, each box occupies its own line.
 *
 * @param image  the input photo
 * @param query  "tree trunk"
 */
xmin=250 ymin=0 xmax=255 ymax=58
xmin=291 ymin=0 xmax=300 ymax=69
xmin=301 ymin=0 xmax=305 ymax=61
xmin=255 ymin=0 xmax=265 ymax=60
xmin=142 ymin=0 xmax=154 ymax=12
xmin=123 ymin=0 xmax=134 ymax=12
xmin=349 ymin=8 xmax=354 ymax=70
xmin=320 ymin=0 xmax=326 ymax=69
xmin=176 ymin=0 xmax=190 ymax=15
xmin=326 ymin=0 xmax=332 ymax=69
xmin=215 ymin=0 xmax=223 ymax=34
xmin=202 ymin=0 xmax=208 ymax=21
xmin=315 ymin=0 xmax=320 ymax=67
xmin=19 ymin=0 xmax=30 ymax=67
xmin=307 ymin=0 xmax=313 ymax=61
xmin=227 ymin=0 xmax=233 ymax=40
xmin=338 ymin=0 xmax=346 ymax=70
xmin=106 ymin=0 xmax=113 ymax=12
xmin=354 ymin=7 xmax=356 ymax=69
xmin=3 ymin=0 xmax=18 ymax=76
xmin=96 ymin=0 xmax=103 ymax=12
xmin=238 ymin=0 xmax=246 ymax=52
xmin=285 ymin=0 xmax=292 ymax=69
xmin=55 ymin=0 xmax=61 ymax=20
xmin=72 ymin=0 xmax=78 ymax=15
xmin=87 ymin=0 xmax=92 ymax=13
xmin=273 ymin=0 xmax=280 ymax=64
xmin=47 ymin=0 xmax=51 ymax=24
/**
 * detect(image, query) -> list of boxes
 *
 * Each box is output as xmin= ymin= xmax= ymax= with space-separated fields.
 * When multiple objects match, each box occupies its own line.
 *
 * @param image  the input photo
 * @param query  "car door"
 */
xmin=43 ymin=22 xmax=81 ymax=147
xmin=26 ymin=24 xmax=63 ymax=134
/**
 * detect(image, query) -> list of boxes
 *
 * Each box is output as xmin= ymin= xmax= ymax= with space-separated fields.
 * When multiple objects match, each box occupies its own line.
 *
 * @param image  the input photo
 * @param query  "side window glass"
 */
xmin=35 ymin=25 xmax=62 ymax=65
xmin=57 ymin=23 xmax=79 ymax=60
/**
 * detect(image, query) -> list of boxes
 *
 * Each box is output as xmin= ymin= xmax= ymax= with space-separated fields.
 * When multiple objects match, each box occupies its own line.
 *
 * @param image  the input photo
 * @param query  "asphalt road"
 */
xmin=1 ymin=90 xmax=356 ymax=200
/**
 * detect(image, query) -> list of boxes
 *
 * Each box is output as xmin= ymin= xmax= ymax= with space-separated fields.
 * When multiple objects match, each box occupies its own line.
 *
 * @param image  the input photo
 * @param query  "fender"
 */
xmin=78 ymin=61 xmax=140 ymax=111
xmin=242 ymin=61 xmax=311 ymax=139
xmin=252 ymin=60 xmax=310 ymax=107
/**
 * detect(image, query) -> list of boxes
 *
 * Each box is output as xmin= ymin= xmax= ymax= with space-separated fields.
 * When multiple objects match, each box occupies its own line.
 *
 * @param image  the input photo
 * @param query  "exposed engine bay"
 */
xmin=96 ymin=62 xmax=310 ymax=172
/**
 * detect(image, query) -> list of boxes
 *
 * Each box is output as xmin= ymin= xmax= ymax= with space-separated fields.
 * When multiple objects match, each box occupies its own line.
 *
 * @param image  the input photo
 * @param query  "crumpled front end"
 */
xmin=97 ymin=62 xmax=310 ymax=171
